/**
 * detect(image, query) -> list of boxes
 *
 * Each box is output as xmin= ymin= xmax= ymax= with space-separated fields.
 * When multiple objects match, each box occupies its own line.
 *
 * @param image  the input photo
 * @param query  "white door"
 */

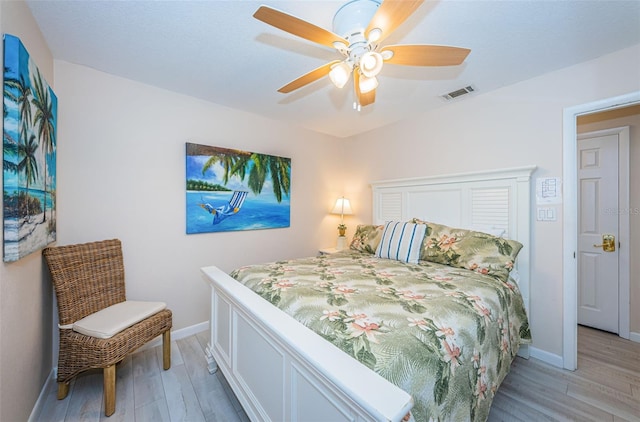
xmin=577 ymin=133 xmax=619 ymax=333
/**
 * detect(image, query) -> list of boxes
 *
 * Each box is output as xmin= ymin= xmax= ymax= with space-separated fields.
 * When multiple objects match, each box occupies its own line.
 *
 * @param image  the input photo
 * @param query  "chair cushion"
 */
xmin=72 ymin=300 xmax=167 ymax=339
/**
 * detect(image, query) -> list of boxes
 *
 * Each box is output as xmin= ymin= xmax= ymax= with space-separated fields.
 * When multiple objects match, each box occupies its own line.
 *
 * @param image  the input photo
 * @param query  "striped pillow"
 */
xmin=375 ymin=221 xmax=427 ymax=264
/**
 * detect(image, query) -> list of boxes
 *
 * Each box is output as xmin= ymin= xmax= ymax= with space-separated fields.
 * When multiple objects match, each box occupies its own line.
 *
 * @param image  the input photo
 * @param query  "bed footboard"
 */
xmin=201 ymin=265 xmax=414 ymax=422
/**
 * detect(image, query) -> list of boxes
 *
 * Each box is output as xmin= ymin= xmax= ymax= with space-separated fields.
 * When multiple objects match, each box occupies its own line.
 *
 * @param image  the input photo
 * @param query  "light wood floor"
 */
xmin=489 ymin=325 xmax=640 ymax=422
xmin=33 ymin=325 xmax=640 ymax=422
xmin=34 ymin=331 xmax=249 ymax=422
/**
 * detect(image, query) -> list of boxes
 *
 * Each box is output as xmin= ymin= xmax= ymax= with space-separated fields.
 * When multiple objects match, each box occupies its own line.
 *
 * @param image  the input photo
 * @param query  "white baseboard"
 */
xmin=29 ymin=321 xmax=210 ymax=422
xmin=136 ymin=320 xmax=209 ymax=352
xmin=526 ymin=332 xmax=640 ymax=372
xmin=528 ymin=346 xmax=564 ymax=368
xmin=28 ymin=369 xmax=56 ymax=422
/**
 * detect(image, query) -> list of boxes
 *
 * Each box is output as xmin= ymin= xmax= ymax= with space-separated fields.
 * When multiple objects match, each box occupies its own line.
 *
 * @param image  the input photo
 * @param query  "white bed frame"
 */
xmin=201 ymin=165 xmax=536 ymax=422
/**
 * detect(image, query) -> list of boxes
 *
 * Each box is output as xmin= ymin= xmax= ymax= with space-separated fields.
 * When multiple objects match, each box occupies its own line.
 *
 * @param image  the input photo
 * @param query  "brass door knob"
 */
xmin=593 ymin=234 xmax=615 ymax=252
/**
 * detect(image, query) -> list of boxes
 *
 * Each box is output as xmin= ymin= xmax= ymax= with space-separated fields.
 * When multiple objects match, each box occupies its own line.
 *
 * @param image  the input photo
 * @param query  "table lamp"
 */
xmin=331 ymin=197 xmax=353 ymax=250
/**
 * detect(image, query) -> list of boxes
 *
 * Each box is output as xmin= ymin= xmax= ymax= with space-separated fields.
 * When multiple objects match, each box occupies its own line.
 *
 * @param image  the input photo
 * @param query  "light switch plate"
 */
xmin=537 ymin=207 xmax=557 ymax=221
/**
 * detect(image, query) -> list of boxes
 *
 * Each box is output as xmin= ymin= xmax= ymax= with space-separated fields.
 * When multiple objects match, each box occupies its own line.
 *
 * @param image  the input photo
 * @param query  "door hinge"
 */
xmin=573 ymin=251 xmax=576 ymax=259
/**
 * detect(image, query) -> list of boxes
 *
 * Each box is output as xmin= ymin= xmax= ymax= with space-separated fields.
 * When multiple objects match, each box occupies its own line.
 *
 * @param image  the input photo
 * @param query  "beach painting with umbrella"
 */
xmin=3 ymin=34 xmax=57 ymax=262
xmin=186 ymin=143 xmax=290 ymax=234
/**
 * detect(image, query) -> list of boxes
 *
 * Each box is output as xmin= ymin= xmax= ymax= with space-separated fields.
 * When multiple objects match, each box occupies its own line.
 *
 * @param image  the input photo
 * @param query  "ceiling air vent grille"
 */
xmin=441 ymin=85 xmax=475 ymax=101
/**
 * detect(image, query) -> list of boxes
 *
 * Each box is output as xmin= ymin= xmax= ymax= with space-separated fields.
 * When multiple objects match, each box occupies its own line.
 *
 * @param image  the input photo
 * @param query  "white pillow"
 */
xmin=375 ymin=221 xmax=426 ymax=264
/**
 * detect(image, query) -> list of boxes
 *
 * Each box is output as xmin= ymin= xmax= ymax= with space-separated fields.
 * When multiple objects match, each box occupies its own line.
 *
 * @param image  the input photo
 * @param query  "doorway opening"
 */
xmin=562 ymin=91 xmax=640 ymax=371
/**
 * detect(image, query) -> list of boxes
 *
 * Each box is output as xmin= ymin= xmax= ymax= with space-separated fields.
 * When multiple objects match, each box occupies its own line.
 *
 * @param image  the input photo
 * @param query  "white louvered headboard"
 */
xmin=371 ymin=166 xmax=536 ymax=349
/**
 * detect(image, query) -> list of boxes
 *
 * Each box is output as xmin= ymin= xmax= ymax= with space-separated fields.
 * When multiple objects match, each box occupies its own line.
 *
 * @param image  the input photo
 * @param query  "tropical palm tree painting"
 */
xmin=3 ymin=34 xmax=57 ymax=262
xmin=186 ymin=143 xmax=290 ymax=234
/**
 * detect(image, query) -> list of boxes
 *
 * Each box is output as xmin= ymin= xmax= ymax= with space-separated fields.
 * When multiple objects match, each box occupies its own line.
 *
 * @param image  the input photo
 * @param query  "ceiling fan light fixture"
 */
xmin=254 ymin=1 xmax=470 ymax=108
xmin=329 ymin=61 xmax=353 ymax=89
xmin=360 ymin=51 xmax=383 ymax=77
xmin=358 ymin=74 xmax=378 ymax=94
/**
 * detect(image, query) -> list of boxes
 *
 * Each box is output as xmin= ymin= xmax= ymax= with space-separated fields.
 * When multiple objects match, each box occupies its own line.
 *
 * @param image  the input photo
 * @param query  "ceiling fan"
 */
xmin=253 ymin=0 xmax=471 ymax=109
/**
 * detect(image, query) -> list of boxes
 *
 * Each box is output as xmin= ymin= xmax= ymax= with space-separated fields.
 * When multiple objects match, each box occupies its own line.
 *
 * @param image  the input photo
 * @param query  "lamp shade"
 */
xmin=331 ymin=197 xmax=354 ymax=216
xmin=358 ymin=74 xmax=378 ymax=94
xmin=329 ymin=62 xmax=352 ymax=89
xmin=360 ymin=51 xmax=383 ymax=78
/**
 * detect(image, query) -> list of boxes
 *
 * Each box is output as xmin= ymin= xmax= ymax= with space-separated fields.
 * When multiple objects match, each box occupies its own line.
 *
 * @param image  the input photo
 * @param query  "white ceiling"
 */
xmin=26 ymin=0 xmax=640 ymax=138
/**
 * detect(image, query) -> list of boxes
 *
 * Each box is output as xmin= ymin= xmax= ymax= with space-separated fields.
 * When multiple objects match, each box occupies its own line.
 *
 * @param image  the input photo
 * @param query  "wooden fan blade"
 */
xmin=278 ymin=60 xmax=341 ymax=93
xmin=365 ymin=0 xmax=424 ymax=43
xmin=254 ymin=6 xmax=348 ymax=49
xmin=354 ymin=71 xmax=376 ymax=107
xmin=381 ymin=45 xmax=471 ymax=66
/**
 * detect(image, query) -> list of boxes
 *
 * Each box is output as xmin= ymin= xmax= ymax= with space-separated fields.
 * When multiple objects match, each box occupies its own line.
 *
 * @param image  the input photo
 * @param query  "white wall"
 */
xmin=0 ymin=1 xmax=55 ymax=421
xmin=343 ymin=44 xmax=640 ymax=360
xmin=2 ymin=36 xmax=346 ymax=420
xmin=54 ymin=60 xmax=346 ymax=331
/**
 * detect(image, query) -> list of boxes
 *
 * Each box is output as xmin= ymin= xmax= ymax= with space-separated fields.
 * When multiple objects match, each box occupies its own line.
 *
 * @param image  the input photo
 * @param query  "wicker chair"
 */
xmin=43 ymin=239 xmax=172 ymax=417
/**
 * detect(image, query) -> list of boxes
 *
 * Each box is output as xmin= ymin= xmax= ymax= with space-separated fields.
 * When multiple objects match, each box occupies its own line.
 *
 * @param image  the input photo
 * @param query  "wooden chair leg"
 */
xmin=163 ymin=330 xmax=171 ymax=370
xmin=57 ymin=381 xmax=70 ymax=400
xmin=104 ymin=364 xmax=116 ymax=416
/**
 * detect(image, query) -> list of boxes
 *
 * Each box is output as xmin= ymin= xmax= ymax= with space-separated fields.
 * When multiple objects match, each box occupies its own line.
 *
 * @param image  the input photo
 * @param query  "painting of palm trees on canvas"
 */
xmin=186 ymin=143 xmax=290 ymax=234
xmin=3 ymin=34 xmax=57 ymax=262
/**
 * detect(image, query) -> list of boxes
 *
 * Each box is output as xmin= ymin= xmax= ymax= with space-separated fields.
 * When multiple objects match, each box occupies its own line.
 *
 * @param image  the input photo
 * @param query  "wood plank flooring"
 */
xmin=33 ymin=326 xmax=640 ymax=422
xmin=33 ymin=332 xmax=249 ymax=422
xmin=489 ymin=325 xmax=640 ymax=422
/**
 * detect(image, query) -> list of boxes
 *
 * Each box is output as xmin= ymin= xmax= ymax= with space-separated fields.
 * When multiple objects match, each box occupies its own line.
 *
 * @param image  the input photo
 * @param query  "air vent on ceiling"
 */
xmin=441 ymin=85 xmax=476 ymax=101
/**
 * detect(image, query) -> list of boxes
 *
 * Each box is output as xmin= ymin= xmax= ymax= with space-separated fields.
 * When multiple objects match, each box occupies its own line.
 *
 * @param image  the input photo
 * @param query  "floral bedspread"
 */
xmin=230 ymin=250 xmax=531 ymax=421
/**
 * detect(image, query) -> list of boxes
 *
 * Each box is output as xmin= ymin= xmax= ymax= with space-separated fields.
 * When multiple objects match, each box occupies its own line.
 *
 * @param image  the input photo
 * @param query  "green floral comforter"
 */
xmin=230 ymin=250 xmax=531 ymax=421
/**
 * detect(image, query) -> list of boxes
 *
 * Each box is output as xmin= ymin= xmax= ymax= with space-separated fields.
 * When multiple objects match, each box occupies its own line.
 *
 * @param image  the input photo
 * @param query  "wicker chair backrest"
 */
xmin=43 ymin=239 xmax=127 ymax=326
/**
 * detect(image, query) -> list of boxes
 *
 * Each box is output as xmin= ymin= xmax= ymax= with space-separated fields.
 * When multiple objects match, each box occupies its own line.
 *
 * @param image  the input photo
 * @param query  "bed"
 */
xmin=201 ymin=166 xmax=535 ymax=422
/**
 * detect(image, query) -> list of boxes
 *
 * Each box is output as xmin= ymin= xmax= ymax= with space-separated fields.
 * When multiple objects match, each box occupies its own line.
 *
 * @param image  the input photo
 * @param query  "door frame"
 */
xmin=577 ymin=127 xmax=629 ymax=333
xmin=562 ymin=91 xmax=639 ymax=370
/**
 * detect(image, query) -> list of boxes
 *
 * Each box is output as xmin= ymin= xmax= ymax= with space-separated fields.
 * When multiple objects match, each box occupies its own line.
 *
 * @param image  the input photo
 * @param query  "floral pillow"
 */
xmin=349 ymin=224 xmax=384 ymax=254
xmin=413 ymin=219 xmax=523 ymax=282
